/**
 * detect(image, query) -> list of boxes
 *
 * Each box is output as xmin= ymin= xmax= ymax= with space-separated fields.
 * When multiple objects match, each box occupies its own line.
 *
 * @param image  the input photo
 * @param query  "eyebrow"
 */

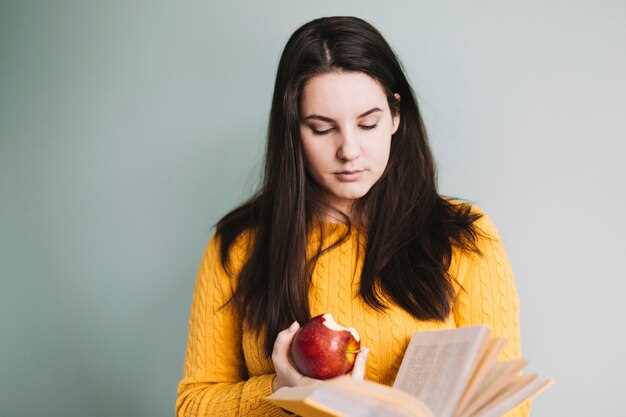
xmin=303 ymin=107 xmax=382 ymax=122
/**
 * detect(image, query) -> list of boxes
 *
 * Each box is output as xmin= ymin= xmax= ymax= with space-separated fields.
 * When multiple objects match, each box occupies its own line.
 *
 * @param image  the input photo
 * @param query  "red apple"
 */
xmin=289 ymin=313 xmax=361 ymax=379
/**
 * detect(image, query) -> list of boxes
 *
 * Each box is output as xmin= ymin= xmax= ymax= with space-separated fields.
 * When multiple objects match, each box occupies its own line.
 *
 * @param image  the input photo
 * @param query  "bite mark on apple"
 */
xmin=321 ymin=313 xmax=361 ymax=342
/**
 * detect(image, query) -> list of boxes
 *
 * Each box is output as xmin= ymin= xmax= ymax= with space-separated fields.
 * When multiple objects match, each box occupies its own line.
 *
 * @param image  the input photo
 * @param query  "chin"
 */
xmin=330 ymin=185 xmax=371 ymax=200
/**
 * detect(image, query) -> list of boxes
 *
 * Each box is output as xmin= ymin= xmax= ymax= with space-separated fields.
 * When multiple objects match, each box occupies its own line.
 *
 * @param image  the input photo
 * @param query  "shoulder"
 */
xmin=445 ymin=199 xmax=507 ymax=277
xmin=208 ymin=227 xmax=255 ymax=253
xmin=190 ymin=228 xmax=257 ymax=302
xmin=445 ymin=197 xmax=501 ymax=242
xmin=204 ymin=227 xmax=256 ymax=278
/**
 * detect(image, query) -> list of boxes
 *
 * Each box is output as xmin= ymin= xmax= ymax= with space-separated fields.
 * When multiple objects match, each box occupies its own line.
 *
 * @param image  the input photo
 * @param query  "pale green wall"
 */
xmin=1 ymin=1 xmax=625 ymax=416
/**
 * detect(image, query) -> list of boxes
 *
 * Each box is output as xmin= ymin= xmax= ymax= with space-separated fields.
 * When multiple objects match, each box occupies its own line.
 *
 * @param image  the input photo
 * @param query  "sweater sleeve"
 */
xmin=452 ymin=207 xmax=532 ymax=417
xmin=175 ymin=232 xmax=292 ymax=417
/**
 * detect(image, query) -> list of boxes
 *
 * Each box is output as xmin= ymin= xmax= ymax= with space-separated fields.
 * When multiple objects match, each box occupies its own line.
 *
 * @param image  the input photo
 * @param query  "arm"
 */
xmin=175 ymin=232 xmax=292 ymax=417
xmin=451 ymin=207 xmax=532 ymax=417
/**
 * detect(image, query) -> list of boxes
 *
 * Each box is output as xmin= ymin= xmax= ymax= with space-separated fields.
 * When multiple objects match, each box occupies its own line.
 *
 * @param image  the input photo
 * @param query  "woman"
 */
xmin=176 ymin=16 xmax=530 ymax=417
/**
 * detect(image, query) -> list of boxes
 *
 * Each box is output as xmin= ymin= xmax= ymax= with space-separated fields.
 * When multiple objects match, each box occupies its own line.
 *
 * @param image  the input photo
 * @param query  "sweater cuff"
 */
xmin=239 ymin=373 xmax=294 ymax=417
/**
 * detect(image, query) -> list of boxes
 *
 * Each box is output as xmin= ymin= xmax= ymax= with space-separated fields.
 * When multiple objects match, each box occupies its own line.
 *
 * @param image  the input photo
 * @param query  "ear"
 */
xmin=391 ymin=93 xmax=401 ymax=135
xmin=391 ymin=110 xmax=400 ymax=135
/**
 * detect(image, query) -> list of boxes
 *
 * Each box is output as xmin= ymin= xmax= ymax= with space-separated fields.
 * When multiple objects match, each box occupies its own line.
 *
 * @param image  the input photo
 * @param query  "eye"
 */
xmin=312 ymin=128 xmax=334 ymax=135
xmin=311 ymin=124 xmax=378 ymax=136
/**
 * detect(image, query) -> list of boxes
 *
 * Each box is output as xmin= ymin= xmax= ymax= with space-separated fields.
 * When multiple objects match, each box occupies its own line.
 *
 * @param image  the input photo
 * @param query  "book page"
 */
xmin=308 ymin=385 xmax=427 ymax=417
xmin=458 ymin=359 xmax=527 ymax=417
xmin=471 ymin=375 xmax=554 ymax=417
xmin=473 ymin=373 xmax=536 ymax=415
xmin=454 ymin=337 xmax=506 ymax=417
xmin=264 ymin=396 xmax=342 ymax=417
xmin=393 ymin=326 xmax=490 ymax=417
xmin=266 ymin=376 xmax=435 ymax=417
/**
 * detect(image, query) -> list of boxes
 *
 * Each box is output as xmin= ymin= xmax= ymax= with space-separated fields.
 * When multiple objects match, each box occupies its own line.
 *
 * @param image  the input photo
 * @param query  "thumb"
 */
xmin=273 ymin=321 xmax=302 ymax=377
xmin=284 ymin=320 xmax=301 ymax=364
xmin=351 ymin=347 xmax=369 ymax=381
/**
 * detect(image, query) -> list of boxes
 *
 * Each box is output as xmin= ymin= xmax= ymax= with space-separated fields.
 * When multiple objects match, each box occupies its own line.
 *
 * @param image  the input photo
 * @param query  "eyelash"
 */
xmin=312 ymin=124 xmax=378 ymax=135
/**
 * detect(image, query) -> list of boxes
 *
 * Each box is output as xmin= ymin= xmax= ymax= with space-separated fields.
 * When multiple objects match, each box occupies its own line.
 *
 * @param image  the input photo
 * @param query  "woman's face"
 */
xmin=299 ymin=71 xmax=400 ymax=219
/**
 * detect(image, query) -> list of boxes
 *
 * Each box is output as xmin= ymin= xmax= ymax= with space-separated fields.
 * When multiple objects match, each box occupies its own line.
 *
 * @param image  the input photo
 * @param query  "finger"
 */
xmin=351 ymin=347 xmax=369 ymax=381
xmin=351 ymin=347 xmax=368 ymax=380
xmin=272 ymin=321 xmax=299 ymax=357
xmin=272 ymin=321 xmax=302 ymax=378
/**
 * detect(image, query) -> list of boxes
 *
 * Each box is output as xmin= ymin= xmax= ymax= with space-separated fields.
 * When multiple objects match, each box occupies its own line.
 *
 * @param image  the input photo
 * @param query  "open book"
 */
xmin=264 ymin=325 xmax=553 ymax=417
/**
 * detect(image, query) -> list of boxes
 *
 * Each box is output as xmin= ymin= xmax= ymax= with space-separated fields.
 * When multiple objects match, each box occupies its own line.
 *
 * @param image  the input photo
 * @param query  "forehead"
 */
xmin=299 ymin=71 xmax=387 ymax=117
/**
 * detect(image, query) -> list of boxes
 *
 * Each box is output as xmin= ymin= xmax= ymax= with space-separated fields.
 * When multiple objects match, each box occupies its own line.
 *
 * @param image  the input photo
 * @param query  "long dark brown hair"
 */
xmin=213 ymin=16 xmax=488 ymax=358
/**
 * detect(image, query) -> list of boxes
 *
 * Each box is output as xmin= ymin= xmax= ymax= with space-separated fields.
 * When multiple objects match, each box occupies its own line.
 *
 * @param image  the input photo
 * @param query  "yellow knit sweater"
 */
xmin=175 ymin=204 xmax=532 ymax=417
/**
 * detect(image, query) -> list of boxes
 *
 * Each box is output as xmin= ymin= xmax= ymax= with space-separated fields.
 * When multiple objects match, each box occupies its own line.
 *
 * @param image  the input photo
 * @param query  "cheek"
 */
xmin=301 ymin=137 xmax=331 ymax=172
xmin=364 ymin=135 xmax=392 ymax=168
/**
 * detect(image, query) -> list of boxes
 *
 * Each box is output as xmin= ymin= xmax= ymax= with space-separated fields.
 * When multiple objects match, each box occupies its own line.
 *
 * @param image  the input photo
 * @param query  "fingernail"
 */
xmin=289 ymin=321 xmax=299 ymax=331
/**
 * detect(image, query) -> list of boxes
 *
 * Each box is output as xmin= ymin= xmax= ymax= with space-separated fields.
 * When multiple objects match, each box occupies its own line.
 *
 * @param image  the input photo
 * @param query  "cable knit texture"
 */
xmin=176 ymin=204 xmax=532 ymax=417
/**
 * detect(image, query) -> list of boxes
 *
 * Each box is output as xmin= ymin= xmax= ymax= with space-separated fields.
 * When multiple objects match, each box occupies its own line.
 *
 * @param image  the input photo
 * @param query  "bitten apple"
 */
xmin=289 ymin=313 xmax=361 ymax=379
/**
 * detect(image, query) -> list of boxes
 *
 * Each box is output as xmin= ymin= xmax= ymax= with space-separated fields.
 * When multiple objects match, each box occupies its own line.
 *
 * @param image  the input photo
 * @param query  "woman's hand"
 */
xmin=271 ymin=320 xmax=369 ymax=392
xmin=348 ymin=345 xmax=369 ymax=381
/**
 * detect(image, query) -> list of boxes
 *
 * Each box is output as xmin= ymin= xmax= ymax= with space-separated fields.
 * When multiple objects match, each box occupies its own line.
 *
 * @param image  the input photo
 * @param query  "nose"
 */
xmin=336 ymin=127 xmax=361 ymax=161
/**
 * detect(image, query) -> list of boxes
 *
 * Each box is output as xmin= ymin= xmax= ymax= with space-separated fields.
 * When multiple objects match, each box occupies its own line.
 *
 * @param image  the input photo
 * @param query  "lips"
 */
xmin=335 ymin=169 xmax=363 ymax=174
xmin=334 ymin=170 xmax=364 ymax=183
